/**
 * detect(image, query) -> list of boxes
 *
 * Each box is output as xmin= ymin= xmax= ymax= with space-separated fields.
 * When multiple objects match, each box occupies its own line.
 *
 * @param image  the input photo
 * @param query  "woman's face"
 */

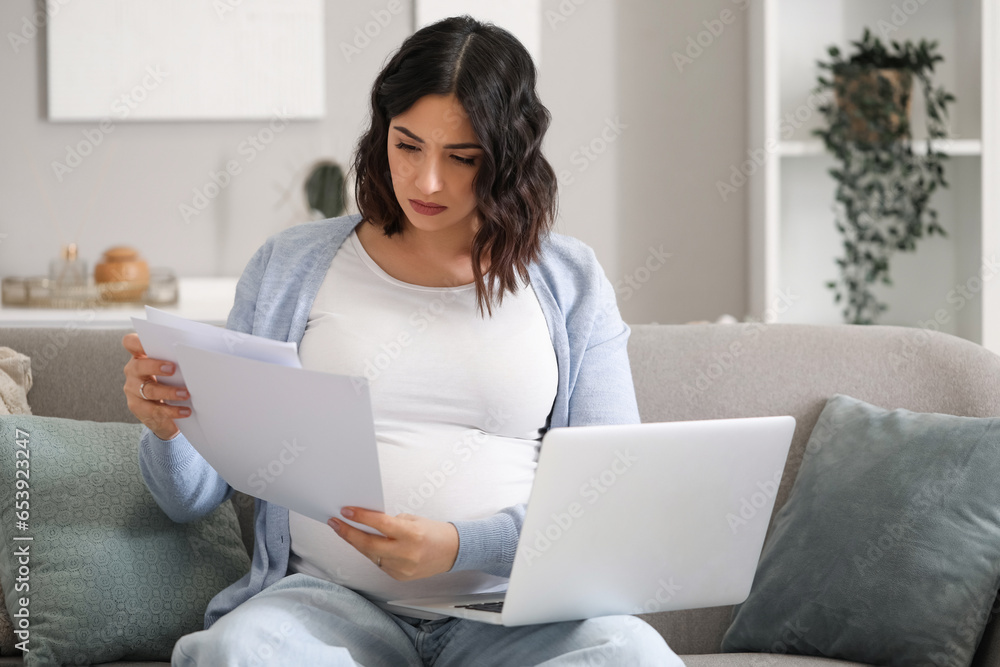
xmin=386 ymin=94 xmax=483 ymax=238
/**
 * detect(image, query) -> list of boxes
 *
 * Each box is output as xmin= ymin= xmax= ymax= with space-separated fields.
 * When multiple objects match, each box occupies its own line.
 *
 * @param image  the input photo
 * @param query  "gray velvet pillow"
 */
xmin=0 ymin=415 xmax=249 ymax=667
xmin=722 ymin=394 xmax=1000 ymax=666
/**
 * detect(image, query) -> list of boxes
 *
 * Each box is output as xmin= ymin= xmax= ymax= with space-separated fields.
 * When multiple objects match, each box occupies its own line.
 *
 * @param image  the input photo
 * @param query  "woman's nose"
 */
xmin=414 ymin=155 xmax=443 ymax=195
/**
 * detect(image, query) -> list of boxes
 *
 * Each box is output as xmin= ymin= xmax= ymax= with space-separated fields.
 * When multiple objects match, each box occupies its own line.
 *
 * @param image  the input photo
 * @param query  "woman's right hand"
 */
xmin=122 ymin=333 xmax=191 ymax=441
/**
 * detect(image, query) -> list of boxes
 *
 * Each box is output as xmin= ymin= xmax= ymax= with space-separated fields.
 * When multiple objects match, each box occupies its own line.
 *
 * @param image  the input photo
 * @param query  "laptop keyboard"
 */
xmin=456 ymin=601 xmax=504 ymax=613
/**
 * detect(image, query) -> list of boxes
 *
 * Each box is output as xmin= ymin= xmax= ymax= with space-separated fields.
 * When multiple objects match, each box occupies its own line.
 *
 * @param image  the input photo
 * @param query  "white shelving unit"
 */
xmin=748 ymin=0 xmax=1000 ymax=353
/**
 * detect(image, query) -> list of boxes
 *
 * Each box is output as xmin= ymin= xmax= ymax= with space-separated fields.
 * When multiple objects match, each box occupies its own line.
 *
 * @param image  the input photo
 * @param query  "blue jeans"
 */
xmin=173 ymin=573 xmax=683 ymax=666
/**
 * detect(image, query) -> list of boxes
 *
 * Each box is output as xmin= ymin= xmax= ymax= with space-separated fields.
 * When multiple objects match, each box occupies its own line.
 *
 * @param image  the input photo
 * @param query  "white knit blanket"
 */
xmin=0 ymin=346 xmax=32 ymax=415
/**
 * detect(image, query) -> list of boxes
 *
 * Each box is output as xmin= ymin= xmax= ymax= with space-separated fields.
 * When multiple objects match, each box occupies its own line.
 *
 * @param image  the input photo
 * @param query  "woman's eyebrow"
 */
xmin=393 ymin=125 xmax=482 ymax=150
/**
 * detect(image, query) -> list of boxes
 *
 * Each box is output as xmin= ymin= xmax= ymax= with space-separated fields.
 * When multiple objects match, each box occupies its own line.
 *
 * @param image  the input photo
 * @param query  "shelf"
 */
xmin=2 ymin=270 xmax=178 ymax=309
xmin=0 ymin=277 xmax=238 ymax=327
xmin=779 ymin=139 xmax=984 ymax=157
xmin=748 ymin=0 xmax=1000 ymax=353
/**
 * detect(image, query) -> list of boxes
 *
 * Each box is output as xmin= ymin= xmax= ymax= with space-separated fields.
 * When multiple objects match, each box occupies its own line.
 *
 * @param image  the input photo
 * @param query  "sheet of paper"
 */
xmin=172 ymin=344 xmax=384 ymax=529
xmin=146 ymin=305 xmax=224 ymax=335
xmin=142 ymin=306 xmax=301 ymax=368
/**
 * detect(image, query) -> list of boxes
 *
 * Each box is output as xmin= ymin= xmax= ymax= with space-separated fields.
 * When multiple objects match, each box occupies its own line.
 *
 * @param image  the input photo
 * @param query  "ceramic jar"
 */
xmin=94 ymin=246 xmax=150 ymax=301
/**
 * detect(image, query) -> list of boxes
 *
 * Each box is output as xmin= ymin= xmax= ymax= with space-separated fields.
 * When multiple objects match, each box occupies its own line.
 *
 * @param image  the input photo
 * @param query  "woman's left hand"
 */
xmin=328 ymin=508 xmax=459 ymax=581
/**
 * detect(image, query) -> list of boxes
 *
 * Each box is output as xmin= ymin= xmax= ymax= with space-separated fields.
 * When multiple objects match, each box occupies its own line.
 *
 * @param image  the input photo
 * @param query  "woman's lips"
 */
xmin=409 ymin=199 xmax=448 ymax=216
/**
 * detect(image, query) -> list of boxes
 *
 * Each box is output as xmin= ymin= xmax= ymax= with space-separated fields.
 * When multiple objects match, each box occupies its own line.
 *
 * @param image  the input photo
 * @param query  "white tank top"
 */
xmin=288 ymin=229 xmax=558 ymax=602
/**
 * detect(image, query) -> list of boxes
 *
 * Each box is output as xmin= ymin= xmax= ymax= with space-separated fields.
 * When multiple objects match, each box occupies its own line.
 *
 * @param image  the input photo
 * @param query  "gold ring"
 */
xmin=376 ymin=555 xmax=382 ymax=568
xmin=139 ymin=380 xmax=152 ymax=401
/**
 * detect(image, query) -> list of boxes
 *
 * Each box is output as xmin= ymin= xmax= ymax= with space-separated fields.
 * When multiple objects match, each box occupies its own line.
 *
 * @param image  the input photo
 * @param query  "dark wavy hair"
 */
xmin=352 ymin=15 xmax=557 ymax=316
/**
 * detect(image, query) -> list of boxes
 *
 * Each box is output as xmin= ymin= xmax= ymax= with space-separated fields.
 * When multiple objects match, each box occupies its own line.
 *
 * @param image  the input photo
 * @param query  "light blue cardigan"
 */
xmin=138 ymin=214 xmax=640 ymax=628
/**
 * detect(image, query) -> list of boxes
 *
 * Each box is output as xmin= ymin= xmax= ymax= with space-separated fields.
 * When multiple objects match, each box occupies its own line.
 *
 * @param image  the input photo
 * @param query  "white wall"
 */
xmin=616 ymin=0 xmax=749 ymax=323
xmin=538 ymin=0 xmax=621 ymax=279
xmin=0 ymin=0 xmax=749 ymax=325
xmin=0 ymin=0 xmax=411 ymax=280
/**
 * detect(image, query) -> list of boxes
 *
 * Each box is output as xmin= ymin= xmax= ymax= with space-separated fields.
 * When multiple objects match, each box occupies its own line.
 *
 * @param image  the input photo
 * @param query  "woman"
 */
xmin=123 ymin=15 xmax=681 ymax=666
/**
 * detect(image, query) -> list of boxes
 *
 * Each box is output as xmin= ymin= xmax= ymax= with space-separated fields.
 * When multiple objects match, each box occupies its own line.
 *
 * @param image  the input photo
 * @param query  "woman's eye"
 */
xmin=395 ymin=141 xmax=419 ymax=153
xmin=451 ymin=155 xmax=476 ymax=166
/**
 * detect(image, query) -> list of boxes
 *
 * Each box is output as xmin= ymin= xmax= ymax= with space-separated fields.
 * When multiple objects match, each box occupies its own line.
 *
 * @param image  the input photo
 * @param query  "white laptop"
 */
xmin=386 ymin=416 xmax=796 ymax=626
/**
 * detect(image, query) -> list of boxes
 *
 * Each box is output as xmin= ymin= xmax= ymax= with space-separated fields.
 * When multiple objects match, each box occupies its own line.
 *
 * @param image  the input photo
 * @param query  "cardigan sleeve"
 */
xmin=138 ymin=428 xmax=235 ymax=523
xmin=567 ymin=266 xmax=641 ymax=426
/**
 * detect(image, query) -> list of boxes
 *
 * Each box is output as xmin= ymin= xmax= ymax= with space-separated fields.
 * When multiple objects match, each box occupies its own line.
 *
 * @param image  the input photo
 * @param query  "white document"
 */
xmin=132 ymin=311 xmax=383 ymax=529
xmin=142 ymin=306 xmax=301 ymax=368
xmin=131 ymin=313 xmax=302 ymax=458
xmin=172 ymin=344 xmax=384 ymax=528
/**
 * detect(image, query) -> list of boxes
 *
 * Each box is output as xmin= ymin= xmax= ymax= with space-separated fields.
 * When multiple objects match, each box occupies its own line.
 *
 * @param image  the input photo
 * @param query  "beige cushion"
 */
xmin=0 ymin=348 xmax=31 ymax=416
xmin=0 ymin=347 xmax=31 ymax=656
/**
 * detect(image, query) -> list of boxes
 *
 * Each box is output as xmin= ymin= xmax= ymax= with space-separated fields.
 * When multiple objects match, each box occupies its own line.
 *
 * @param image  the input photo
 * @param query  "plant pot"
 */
xmin=94 ymin=246 xmax=150 ymax=302
xmin=834 ymin=68 xmax=913 ymax=144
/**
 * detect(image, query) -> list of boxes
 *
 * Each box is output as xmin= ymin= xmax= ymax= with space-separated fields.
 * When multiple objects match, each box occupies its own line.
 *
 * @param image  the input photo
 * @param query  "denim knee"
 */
xmin=173 ymin=621 xmax=299 ymax=667
xmin=580 ymin=615 xmax=683 ymax=667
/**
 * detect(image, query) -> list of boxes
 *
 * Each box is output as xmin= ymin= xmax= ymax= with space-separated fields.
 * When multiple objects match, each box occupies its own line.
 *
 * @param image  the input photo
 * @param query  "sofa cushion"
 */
xmin=721 ymin=394 xmax=1000 ymax=665
xmin=682 ymin=654 xmax=872 ymax=667
xmin=0 ymin=347 xmax=33 ymax=657
xmin=0 ymin=582 xmax=14 ymax=658
xmin=0 ymin=416 xmax=249 ymax=667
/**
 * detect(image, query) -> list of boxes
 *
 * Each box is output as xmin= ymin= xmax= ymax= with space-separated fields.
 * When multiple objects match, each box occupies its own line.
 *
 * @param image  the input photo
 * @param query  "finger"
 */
xmin=123 ymin=385 xmax=190 ymax=435
xmin=122 ymin=334 xmax=176 ymax=377
xmin=129 ymin=377 xmax=189 ymax=403
xmin=340 ymin=507 xmax=399 ymax=536
xmin=327 ymin=517 xmax=385 ymax=557
xmin=122 ymin=333 xmax=146 ymax=357
xmin=132 ymin=358 xmax=178 ymax=378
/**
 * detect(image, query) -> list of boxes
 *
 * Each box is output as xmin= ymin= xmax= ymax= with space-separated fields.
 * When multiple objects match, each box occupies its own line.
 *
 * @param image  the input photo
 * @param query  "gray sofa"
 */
xmin=1 ymin=322 xmax=1000 ymax=666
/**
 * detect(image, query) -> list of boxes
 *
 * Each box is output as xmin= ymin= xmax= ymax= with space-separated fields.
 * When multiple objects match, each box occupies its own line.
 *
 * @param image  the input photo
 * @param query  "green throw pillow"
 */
xmin=0 ymin=415 xmax=250 ymax=667
xmin=721 ymin=394 xmax=1000 ymax=665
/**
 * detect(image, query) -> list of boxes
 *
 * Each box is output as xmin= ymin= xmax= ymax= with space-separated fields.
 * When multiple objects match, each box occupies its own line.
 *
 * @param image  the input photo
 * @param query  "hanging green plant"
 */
xmin=813 ymin=28 xmax=955 ymax=324
xmin=304 ymin=160 xmax=347 ymax=219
